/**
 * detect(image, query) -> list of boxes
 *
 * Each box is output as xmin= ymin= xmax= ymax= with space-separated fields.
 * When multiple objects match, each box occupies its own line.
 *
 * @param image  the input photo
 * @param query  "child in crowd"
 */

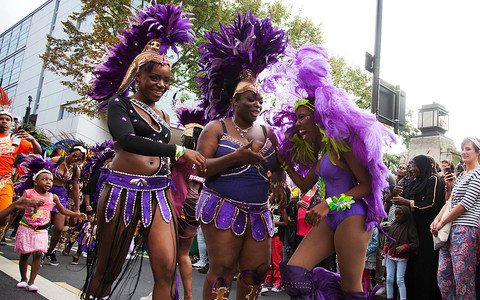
xmin=382 ymin=206 xmax=418 ymax=300
xmin=363 ymin=226 xmax=379 ymax=292
xmin=14 ymin=169 xmax=86 ymax=292
xmin=262 ymin=194 xmax=289 ymax=293
xmin=72 ymin=213 xmax=97 ymax=266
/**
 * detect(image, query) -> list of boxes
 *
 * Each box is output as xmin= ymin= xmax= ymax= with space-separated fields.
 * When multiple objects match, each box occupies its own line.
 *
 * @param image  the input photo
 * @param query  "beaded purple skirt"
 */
xmin=103 ymin=170 xmax=172 ymax=228
xmin=196 ymin=187 xmax=274 ymax=241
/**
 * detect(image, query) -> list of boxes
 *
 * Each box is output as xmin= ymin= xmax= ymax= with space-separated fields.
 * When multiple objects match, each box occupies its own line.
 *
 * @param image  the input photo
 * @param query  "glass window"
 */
xmin=59 ymin=104 xmax=76 ymax=120
xmin=2 ymin=59 xmax=13 ymax=86
xmin=7 ymin=27 xmax=20 ymax=55
xmin=0 ymin=32 xmax=11 ymax=60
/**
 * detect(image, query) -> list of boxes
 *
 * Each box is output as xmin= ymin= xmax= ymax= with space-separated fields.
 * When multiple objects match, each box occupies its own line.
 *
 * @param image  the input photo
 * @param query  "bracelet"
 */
xmin=280 ymin=162 xmax=292 ymax=171
xmin=273 ymin=181 xmax=287 ymax=190
xmin=325 ymin=194 xmax=355 ymax=211
xmin=175 ymin=145 xmax=186 ymax=158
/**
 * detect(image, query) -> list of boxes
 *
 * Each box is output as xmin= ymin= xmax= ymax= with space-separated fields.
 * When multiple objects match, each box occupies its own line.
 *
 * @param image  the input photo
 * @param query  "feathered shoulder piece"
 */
xmin=14 ymin=155 xmax=56 ymax=197
xmin=196 ymin=11 xmax=288 ymax=121
xmin=0 ymin=86 xmax=13 ymax=119
xmin=263 ymin=43 xmax=397 ymax=231
xmin=88 ymin=3 xmax=194 ymax=110
xmin=81 ymin=140 xmax=115 ymax=183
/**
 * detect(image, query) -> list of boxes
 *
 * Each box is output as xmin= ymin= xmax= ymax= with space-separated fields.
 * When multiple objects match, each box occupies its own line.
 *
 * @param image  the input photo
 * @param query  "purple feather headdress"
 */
xmin=14 ymin=155 xmax=56 ymax=197
xmin=81 ymin=140 xmax=115 ymax=183
xmin=195 ymin=11 xmax=288 ymax=121
xmin=173 ymin=100 xmax=207 ymax=138
xmin=89 ymin=3 xmax=194 ymax=110
xmin=264 ymin=43 xmax=397 ymax=231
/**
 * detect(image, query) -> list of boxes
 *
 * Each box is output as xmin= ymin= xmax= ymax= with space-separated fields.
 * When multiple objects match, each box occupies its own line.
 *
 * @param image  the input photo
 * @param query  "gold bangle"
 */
xmin=273 ymin=182 xmax=287 ymax=190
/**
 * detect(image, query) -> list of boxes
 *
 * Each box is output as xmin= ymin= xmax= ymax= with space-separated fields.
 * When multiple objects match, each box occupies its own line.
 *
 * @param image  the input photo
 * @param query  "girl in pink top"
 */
xmin=14 ymin=169 xmax=86 ymax=292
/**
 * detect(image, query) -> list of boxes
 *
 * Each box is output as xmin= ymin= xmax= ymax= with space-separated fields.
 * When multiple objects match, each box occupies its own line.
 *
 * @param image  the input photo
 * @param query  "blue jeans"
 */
xmin=197 ymin=227 xmax=208 ymax=264
xmin=386 ymin=256 xmax=407 ymax=300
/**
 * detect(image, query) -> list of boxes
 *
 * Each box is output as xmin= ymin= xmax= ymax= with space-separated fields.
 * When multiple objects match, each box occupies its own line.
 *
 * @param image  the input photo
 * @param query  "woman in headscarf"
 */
xmin=392 ymin=154 xmax=444 ymax=299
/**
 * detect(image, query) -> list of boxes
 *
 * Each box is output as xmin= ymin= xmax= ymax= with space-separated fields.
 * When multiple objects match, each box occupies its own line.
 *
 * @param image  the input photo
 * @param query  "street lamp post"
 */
xmin=371 ymin=0 xmax=383 ymax=115
xmin=23 ymin=95 xmax=32 ymax=124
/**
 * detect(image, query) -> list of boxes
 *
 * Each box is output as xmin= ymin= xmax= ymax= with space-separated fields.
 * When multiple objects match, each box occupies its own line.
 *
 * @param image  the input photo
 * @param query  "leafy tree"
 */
xmin=39 ymin=0 xmax=360 ymax=119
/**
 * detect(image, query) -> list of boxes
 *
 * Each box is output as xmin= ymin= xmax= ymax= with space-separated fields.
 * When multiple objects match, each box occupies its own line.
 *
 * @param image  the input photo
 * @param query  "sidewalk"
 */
xmin=0 ymin=255 xmax=80 ymax=299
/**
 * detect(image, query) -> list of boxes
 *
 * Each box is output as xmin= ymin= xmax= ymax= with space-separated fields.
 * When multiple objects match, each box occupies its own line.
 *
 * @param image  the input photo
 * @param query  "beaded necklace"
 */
xmin=317 ymin=145 xmax=327 ymax=201
xmin=232 ymin=118 xmax=253 ymax=139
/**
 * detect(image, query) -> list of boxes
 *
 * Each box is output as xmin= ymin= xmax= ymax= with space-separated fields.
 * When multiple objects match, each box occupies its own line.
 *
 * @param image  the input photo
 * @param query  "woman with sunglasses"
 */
xmin=43 ymin=143 xmax=87 ymax=266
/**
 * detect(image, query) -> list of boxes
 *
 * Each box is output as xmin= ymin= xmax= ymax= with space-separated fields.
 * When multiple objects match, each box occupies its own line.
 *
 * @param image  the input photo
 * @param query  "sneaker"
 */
xmin=72 ymin=256 xmax=79 ymax=265
xmin=271 ymin=283 xmax=282 ymax=292
xmin=46 ymin=250 xmax=59 ymax=266
xmin=198 ymin=263 xmax=209 ymax=274
xmin=192 ymin=261 xmax=207 ymax=269
xmin=260 ymin=286 xmax=270 ymax=293
xmin=82 ymin=252 xmax=88 ymax=258
xmin=40 ymin=253 xmax=45 ymax=267
xmin=16 ymin=281 xmax=28 ymax=288
xmin=27 ymin=284 xmax=39 ymax=292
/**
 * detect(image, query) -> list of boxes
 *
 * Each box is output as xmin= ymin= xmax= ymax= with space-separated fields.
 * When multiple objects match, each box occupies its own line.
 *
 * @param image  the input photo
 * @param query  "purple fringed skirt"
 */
xmin=50 ymin=185 xmax=67 ymax=212
xmin=102 ymin=170 xmax=172 ymax=228
xmin=196 ymin=187 xmax=274 ymax=241
xmin=77 ymin=225 xmax=97 ymax=252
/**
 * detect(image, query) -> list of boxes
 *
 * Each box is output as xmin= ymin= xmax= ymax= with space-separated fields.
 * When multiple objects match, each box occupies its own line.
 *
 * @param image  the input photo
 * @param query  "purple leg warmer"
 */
xmin=280 ymin=262 xmax=344 ymax=300
xmin=280 ymin=262 xmax=315 ymax=299
xmin=343 ymin=291 xmax=367 ymax=300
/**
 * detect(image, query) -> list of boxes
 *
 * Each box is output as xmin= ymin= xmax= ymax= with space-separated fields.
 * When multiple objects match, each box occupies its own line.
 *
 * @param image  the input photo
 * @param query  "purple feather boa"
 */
xmin=196 ymin=11 xmax=288 ymax=121
xmin=263 ymin=44 xmax=396 ymax=229
xmin=89 ymin=3 xmax=194 ymax=110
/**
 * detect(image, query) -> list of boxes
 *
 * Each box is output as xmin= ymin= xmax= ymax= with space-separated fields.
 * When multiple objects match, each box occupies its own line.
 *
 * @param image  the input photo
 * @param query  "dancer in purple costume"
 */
xmin=195 ymin=11 xmax=288 ymax=300
xmin=171 ymin=100 xmax=207 ymax=299
xmin=85 ymin=4 xmax=206 ymax=300
xmin=45 ymin=143 xmax=87 ymax=265
xmin=263 ymin=44 xmax=396 ymax=300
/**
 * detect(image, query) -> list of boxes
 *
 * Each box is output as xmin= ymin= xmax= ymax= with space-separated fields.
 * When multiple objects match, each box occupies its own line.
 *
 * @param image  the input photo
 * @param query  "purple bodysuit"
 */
xmin=316 ymin=153 xmax=368 ymax=231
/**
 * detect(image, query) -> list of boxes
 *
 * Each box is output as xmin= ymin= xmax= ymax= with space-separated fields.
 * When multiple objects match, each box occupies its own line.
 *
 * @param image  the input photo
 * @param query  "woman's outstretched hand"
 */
xmin=183 ymin=149 xmax=207 ymax=173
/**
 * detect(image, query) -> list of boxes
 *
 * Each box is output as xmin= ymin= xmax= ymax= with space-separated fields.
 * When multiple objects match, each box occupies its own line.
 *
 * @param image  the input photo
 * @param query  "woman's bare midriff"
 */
xmin=110 ymin=142 xmax=163 ymax=175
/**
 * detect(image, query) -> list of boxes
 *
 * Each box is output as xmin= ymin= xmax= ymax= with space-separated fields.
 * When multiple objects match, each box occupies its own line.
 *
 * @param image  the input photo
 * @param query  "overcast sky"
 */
xmin=2 ymin=0 xmax=478 ymax=152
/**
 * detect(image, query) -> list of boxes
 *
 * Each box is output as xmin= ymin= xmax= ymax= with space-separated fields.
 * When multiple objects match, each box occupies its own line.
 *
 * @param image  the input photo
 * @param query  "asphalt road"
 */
xmin=0 ymin=229 xmax=289 ymax=300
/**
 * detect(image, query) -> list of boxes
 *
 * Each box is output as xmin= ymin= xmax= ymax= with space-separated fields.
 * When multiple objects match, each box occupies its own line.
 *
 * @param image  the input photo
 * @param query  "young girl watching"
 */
xmin=14 ymin=169 xmax=86 ymax=292
xmin=382 ymin=205 xmax=419 ymax=300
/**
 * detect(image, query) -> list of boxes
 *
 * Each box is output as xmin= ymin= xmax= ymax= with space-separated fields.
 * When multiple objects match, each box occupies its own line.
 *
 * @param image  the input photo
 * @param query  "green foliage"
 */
xmin=383 ymin=152 xmax=401 ymax=175
xmin=330 ymin=56 xmax=371 ymax=110
xmin=41 ymin=0 xmax=369 ymax=120
xmin=398 ymin=108 xmax=420 ymax=148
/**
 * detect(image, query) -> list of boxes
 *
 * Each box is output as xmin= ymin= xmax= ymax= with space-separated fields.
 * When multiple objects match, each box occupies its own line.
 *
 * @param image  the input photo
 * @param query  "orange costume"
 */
xmin=0 ymin=133 xmax=33 ymax=210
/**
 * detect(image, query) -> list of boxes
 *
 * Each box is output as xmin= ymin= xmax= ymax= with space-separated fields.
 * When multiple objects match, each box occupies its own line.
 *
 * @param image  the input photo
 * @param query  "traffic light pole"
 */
xmin=371 ymin=0 xmax=383 ymax=115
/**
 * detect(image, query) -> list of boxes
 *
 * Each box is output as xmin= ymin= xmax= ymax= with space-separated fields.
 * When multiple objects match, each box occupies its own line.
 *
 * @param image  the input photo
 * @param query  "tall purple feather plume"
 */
xmin=89 ymin=3 xmax=194 ymax=110
xmin=264 ymin=44 xmax=397 ymax=230
xmin=14 ymin=155 xmax=56 ymax=197
xmin=172 ymin=100 xmax=208 ymax=127
xmin=81 ymin=140 xmax=115 ymax=183
xmin=195 ymin=11 xmax=288 ymax=121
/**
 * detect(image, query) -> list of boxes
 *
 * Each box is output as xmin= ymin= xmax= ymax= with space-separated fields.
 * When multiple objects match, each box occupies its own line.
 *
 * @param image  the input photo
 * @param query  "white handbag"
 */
xmin=433 ymin=199 xmax=452 ymax=250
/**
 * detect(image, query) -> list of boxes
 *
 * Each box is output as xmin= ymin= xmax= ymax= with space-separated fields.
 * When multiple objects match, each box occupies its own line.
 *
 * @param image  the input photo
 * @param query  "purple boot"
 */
xmin=343 ymin=291 xmax=367 ymax=300
xmin=279 ymin=262 xmax=315 ymax=299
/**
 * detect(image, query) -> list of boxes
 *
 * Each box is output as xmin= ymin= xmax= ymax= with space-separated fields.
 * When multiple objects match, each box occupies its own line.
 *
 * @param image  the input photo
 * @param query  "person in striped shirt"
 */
xmin=432 ymin=136 xmax=480 ymax=299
